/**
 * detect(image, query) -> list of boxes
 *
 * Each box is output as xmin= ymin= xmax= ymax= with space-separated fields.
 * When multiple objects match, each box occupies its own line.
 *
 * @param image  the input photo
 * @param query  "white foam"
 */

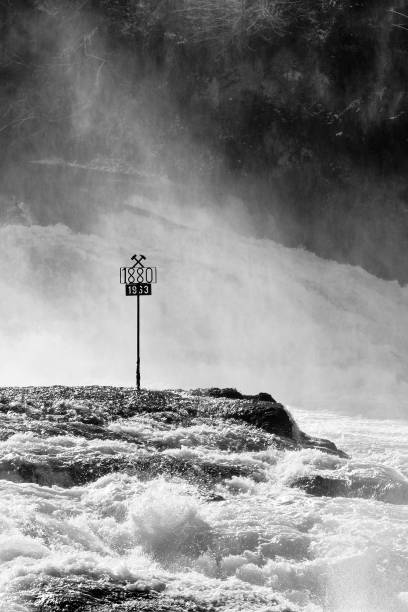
xmin=0 ymin=410 xmax=406 ymax=611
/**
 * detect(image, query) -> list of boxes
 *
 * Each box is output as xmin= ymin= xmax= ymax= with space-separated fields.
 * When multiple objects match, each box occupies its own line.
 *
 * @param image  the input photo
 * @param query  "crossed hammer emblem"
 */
xmin=131 ymin=254 xmax=146 ymax=267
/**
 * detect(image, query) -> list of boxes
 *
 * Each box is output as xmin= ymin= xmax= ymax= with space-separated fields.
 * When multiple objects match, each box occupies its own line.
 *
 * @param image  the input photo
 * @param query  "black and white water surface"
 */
xmin=0 ymin=387 xmax=407 ymax=612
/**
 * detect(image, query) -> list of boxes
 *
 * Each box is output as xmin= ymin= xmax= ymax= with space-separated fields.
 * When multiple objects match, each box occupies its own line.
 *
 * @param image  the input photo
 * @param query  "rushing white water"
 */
xmin=0 ymin=399 xmax=407 ymax=612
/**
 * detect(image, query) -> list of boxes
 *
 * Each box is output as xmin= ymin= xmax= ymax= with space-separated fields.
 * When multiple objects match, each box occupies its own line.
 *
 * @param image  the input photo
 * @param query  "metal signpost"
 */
xmin=120 ymin=254 xmax=157 ymax=391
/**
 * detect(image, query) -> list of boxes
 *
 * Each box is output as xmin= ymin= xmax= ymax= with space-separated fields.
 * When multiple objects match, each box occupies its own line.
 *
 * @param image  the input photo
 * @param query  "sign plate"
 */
xmin=120 ymin=267 xmax=157 ymax=284
xmin=125 ymin=283 xmax=152 ymax=296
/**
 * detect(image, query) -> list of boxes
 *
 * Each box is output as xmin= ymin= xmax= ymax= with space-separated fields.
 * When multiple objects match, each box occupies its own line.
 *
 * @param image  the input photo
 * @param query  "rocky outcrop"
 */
xmin=0 ymin=386 xmax=347 ymax=459
xmin=193 ymin=392 xmax=293 ymax=438
xmin=297 ymin=433 xmax=349 ymax=459
xmin=24 ymin=576 xmax=215 ymax=612
xmin=291 ymin=471 xmax=408 ymax=505
xmin=0 ymin=452 xmax=266 ymax=489
xmin=194 ymin=388 xmax=276 ymax=402
xmin=192 ymin=388 xmax=347 ymax=457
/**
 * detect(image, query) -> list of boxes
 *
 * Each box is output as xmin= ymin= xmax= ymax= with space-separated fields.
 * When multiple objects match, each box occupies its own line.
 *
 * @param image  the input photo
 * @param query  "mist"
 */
xmin=2 ymin=199 xmax=408 ymax=419
xmin=1 ymin=1 xmax=408 ymax=419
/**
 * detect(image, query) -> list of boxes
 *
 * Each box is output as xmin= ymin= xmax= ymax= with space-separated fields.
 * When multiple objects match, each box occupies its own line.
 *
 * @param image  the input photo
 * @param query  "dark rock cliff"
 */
xmin=1 ymin=1 xmax=408 ymax=280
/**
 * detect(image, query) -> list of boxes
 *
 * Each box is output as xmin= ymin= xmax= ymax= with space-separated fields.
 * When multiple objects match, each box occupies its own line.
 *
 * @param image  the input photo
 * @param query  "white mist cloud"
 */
xmin=1 ymin=200 xmax=408 ymax=418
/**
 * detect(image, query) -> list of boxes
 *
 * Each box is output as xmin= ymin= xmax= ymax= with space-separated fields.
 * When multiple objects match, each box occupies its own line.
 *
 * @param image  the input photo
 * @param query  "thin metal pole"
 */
xmin=136 ymin=292 xmax=140 ymax=391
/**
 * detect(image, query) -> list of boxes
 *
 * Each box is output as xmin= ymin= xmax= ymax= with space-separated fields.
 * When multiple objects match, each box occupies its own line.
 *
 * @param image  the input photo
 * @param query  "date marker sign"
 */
xmin=120 ymin=254 xmax=158 ymax=390
xmin=120 ymin=265 xmax=157 ymax=295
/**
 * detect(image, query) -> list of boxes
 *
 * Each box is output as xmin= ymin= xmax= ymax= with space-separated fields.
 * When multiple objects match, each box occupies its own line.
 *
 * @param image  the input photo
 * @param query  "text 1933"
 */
xmin=125 ymin=283 xmax=152 ymax=296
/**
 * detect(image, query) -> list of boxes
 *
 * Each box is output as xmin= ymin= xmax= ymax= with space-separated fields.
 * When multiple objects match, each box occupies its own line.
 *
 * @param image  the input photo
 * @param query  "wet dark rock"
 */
xmin=91 ymin=600 xmax=214 ymax=612
xmin=225 ymin=401 xmax=292 ymax=438
xmin=191 ymin=389 xmax=346 ymax=457
xmin=291 ymin=472 xmax=408 ymax=505
xmin=0 ymin=452 xmax=265 ymax=488
xmin=207 ymin=494 xmax=225 ymax=502
xmin=256 ymin=392 xmax=275 ymax=402
xmin=291 ymin=475 xmax=349 ymax=498
xmin=0 ymin=413 xmax=143 ymax=444
xmin=197 ymin=396 xmax=293 ymax=439
xmin=192 ymin=388 xmax=276 ymax=403
xmin=27 ymin=576 xmax=151 ymax=611
xmin=23 ymin=576 xmax=215 ymax=612
xmin=0 ymin=386 xmax=347 ymax=460
xmin=23 ymin=575 xmax=294 ymax=611
xmin=298 ymin=434 xmax=349 ymax=459
xmin=201 ymin=388 xmax=244 ymax=400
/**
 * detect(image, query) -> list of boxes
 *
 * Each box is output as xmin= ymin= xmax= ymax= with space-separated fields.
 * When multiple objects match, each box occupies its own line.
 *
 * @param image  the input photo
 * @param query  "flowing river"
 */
xmin=0 ymin=387 xmax=407 ymax=612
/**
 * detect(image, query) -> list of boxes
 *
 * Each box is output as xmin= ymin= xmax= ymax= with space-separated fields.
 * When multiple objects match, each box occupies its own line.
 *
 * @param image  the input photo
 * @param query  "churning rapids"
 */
xmin=0 ymin=387 xmax=407 ymax=612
